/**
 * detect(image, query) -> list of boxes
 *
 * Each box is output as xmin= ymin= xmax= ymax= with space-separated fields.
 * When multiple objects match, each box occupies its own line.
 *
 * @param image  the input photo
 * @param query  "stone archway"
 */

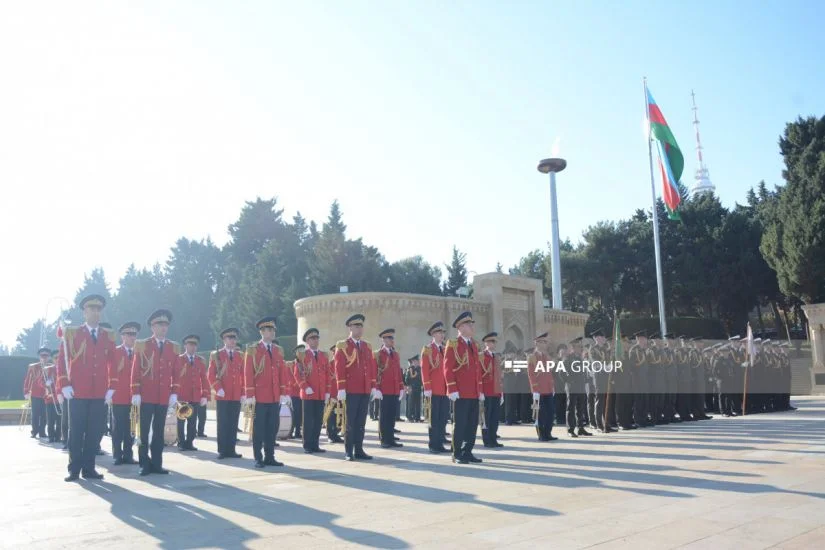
xmin=504 ymin=324 xmax=524 ymax=353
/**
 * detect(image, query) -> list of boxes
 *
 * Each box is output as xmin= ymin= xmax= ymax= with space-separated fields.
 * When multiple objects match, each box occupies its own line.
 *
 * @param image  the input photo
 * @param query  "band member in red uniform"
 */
xmin=57 ymin=294 xmax=116 ymax=481
xmin=421 ymin=321 xmax=449 ymax=453
xmin=24 ymin=348 xmax=50 ymax=439
xmin=443 ymin=311 xmax=484 ymax=464
xmin=209 ymin=328 xmax=245 ymax=459
xmin=375 ymin=328 xmax=404 ymax=449
xmin=480 ymin=332 xmax=504 ymax=448
xmin=244 ymin=317 xmax=290 ymax=468
xmin=131 ymin=309 xmax=179 ymax=476
xmin=176 ymin=334 xmax=209 ymax=452
xmin=334 ymin=313 xmax=379 ymax=461
xmin=295 ymin=328 xmax=330 ymax=453
xmin=528 ymin=332 xmax=557 ymax=442
xmin=106 ymin=322 xmax=140 ymax=465
xmin=42 ymin=362 xmax=60 ymax=443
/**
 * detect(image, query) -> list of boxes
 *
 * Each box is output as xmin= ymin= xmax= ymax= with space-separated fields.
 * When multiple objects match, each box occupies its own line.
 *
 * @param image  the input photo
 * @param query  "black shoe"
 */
xmin=30 ymin=433 xmax=37 ymax=439
xmin=429 ymin=448 xmax=443 ymax=454
xmin=197 ymin=433 xmax=207 ymax=438
xmin=452 ymin=456 xmax=469 ymax=464
xmin=330 ymin=437 xmax=344 ymax=443
xmin=177 ymin=446 xmax=187 ymax=452
xmin=188 ymin=446 xmax=198 ymax=452
xmin=467 ymin=454 xmax=482 ymax=463
xmin=354 ymin=452 xmax=372 ymax=460
xmin=153 ymin=467 xmax=169 ymax=475
xmin=568 ymin=430 xmax=578 ymax=438
xmin=313 ymin=448 xmax=326 ymax=453
xmin=139 ymin=467 xmax=152 ymax=476
xmin=393 ymin=428 xmax=401 ymax=433
xmin=113 ymin=459 xmax=123 ymax=466
xmin=231 ymin=453 xmax=242 ymax=458
xmin=254 ymin=460 xmax=265 ymax=468
xmin=304 ymin=449 xmax=314 ymax=454
xmin=265 ymin=458 xmax=284 ymax=466
xmin=344 ymin=454 xmax=355 ymax=461
xmin=274 ymin=442 xmax=280 ymax=447
xmin=577 ymin=428 xmax=593 ymax=436
xmin=123 ymin=457 xmax=137 ymax=465
xmin=82 ymin=470 xmax=104 ymax=480
xmin=64 ymin=473 xmax=80 ymax=482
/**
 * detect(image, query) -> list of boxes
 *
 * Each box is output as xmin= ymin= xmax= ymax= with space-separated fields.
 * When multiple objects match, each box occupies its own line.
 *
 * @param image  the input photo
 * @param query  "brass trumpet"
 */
xmin=335 ymin=399 xmax=347 ymax=437
xmin=19 ymin=398 xmax=31 ymax=430
xmin=423 ymin=395 xmax=432 ymax=428
xmin=175 ymin=401 xmax=193 ymax=420
xmin=243 ymin=400 xmax=255 ymax=441
xmin=130 ymin=403 xmax=141 ymax=446
xmin=322 ymin=397 xmax=337 ymax=426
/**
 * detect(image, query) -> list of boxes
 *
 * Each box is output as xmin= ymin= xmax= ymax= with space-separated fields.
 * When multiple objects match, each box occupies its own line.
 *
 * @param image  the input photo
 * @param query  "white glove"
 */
xmin=57 ymin=394 xmax=64 ymax=405
xmin=370 ymin=389 xmax=383 ymax=401
xmin=216 ymin=388 xmax=225 ymax=398
xmin=105 ymin=389 xmax=114 ymax=405
xmin=168 ymin=393 xmax=178 ymax=407
xmin=305 ymin=387 xmax=314 ymax=396
xmin=25 ymin=393 xmax=31 ymax=401
xmin=479 ymin=393 xmax=485 ymax=402
xmin=500 ymin=395 xmax=504 ymax=406
xmin=449 ymin=392 xmax=459 ymax=402
xmin=532 ymin=392 xmax=540 ymax=401
xmin=62 ymin=386 xmax=74 ymax=400
xmin=398 ymin=389 xmax=405 ymax=401
xmin=280 ymin=395 xmax=290 ymax=406
xmin=337 ymin=389 xmax=346 ymax=401
xmin=325 ymin=393 xmax=330 ymax=403
xmin=240 ymin=396 xmax=247 ymax=406
xmin=132 ymin=394 xmax=141 ymax=406
xmin=199 ymin=397 xmax=207 ymax=407
xmin=424 ymin=390 xmax=432 ymax=398
xmin=247 ymin=396 xmax=256 ymax=407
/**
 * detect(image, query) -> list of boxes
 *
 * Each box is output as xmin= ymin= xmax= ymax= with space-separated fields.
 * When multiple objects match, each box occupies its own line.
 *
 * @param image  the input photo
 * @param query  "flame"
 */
xmin=551 ymin=137 xmax=561 ymax=157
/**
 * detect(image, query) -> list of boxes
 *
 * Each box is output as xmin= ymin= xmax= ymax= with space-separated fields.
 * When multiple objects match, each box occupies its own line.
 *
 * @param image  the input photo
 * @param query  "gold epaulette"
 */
xmin=209 ymin=350 xmax=218 ymax=358
xmin=335 ymin=340 xmax=348 ymax=350
xmin=445 ymin=338 xmax=457 ymax=349
xmin=134 ymin=339 xmax=147 ymax=353
xmin=246 ymin=342 xmax=257 ymax=350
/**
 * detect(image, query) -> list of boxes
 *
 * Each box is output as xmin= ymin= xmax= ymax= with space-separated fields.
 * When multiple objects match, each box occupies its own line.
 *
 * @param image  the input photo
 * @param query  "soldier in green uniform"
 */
xmin=405 ymin=355 xmax=423 ymax=422
xmin=629 ymin=331 xmax=652 ymax=427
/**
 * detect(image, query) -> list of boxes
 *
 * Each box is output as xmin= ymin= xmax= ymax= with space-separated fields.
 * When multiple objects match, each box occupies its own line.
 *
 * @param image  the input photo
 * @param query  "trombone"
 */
xmin=335 ymin=398 xmax=347 ymax=437
xmin=242 ymin=400 xmax=255 ymax=441
xmin=532 ymin=396 xmax=541 ymax=438
xmin=422 ymin=395 xmax=432 ymax=428
xmin=42 ymin=365 xmax=62 ymax=417
xmin=130 ymin=403 xmax=141 ymax=446
xmin=19 ymin=398 xmax=31 ymax=430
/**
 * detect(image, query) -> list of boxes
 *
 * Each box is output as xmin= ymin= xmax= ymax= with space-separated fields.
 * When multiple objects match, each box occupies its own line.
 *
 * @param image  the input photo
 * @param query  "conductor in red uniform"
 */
xmin=131 ymin=309 xmax=179 ymax=476
xmin=443 ymin=311 xmax=484 ymax=465
xmin=57 ymin=294 xmax=116 ymax=481
xmin=295 ymin=327 xmax=331 ymax=454
xmin=244 ymin=317 xmax=290 ymax=468
xmin=334 ymin=313 xmax=379 ymax=461
xmin=480 ymin=332 xmax=504 ymax=448
xmin=106 ymin=321 xmax=140 ymax=465
xmin=23 ymin=348 xmax=50 ymax=439
xmin=527 ymin=332 xmax=557 ymax=442
xmin=209 ymin=328 xmax=245 ymax=459
xmin=375 ymin=328 xmax=404 ymax=449
xmin=176 ymin=334 xmax=209 ymax=452
xmin=421 ymin=321 xmax=449 ymax=453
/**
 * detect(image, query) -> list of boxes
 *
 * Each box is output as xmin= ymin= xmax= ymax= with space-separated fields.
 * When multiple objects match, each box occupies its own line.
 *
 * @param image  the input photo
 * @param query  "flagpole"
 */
xmin=644 ymin=77 xmax=668 ymax=338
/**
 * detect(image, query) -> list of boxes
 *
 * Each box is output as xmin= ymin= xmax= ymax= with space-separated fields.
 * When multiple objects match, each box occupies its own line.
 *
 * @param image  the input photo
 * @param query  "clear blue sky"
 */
xmin=1 ymin=1 xmax=823 ymax=347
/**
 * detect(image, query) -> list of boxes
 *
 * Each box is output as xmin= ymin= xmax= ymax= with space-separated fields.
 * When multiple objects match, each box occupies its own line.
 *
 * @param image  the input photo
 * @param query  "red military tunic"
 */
xmin=421 ymin=341 xmax=447 ymax=396
xmin=24 ymin=364 xmax=47 ymax=398
xmin=244 ymin=342 xmax=286 ymax=404
xmin=131 ymin=338 xmax=180 ymax=406
xmin=294 ymin=348 xmax=330 ymax=401
xmin=443 ymin=337 xmax=483 ymax=399
xmin=57 ymin=325 xmax=116 ymax=399
xmin=175 ymin=352 xmax=209 ymax=403
xmin=527 ymin=351 xmax=555 ymax=395
xmin=480 ymin=350 xmax=502 ymax=397
xmin=108 ymin=345 xmax=135 ymax=405
xmin=334 ymin=338 xmax=377 ymax=395
xmin=208 ymin=347 xmax=245 ymax=401
xmin=375 ymin=346 xmax=404 ymax=396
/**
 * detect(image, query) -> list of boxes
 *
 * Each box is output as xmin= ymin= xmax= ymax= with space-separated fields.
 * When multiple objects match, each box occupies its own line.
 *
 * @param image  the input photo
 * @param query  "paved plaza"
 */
xmin=4 ymin=397 xmax=825 ymax=549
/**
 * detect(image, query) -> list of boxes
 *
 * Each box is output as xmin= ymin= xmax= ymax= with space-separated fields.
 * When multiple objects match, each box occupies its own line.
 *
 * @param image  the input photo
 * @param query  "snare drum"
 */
xmin=277 ymin=403 xmax=293 ymax=440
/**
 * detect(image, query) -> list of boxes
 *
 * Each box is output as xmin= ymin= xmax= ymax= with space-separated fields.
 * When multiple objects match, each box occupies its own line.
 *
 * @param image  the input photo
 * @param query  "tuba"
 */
xmin=175 ymin=401 xmax=193 ymax=420
xmin=335 ymin=398 xmax=347 ymax=437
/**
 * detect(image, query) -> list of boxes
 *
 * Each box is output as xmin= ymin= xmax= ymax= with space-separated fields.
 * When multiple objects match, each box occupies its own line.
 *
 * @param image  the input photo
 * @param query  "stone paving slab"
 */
xmin=3 ymin=397 xmax=825 ymax=549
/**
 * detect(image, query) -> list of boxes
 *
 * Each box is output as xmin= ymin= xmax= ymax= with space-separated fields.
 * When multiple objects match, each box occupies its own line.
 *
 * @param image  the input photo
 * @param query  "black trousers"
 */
xmin=197 ymin=402 xmax=207 ymax=436
xmin=302 ymin=400 xmax=324 ymax=450
xmin=31 ymin=397 xmax=45 ymax=436
xmin=111 ymin=404 xmax=134 ymax=461
xmin=504 ymin=393 xmax=521 ymax=423
xmin=290 ymin=396 xmax=302 ymax=436
xmin=369 ymin=397 xmax=379 ymax=420
xmin=481 ymin=396 xmax=501 ymax=445
xmin=67 ymin=398 xmax=105 ymax=475
xmin=216 ymin=400 xmax=241 ymax=456
xmin=428 ymin=395 xmax=449 ymax=450
xmin=177 ymin=404 xmax=202 ymax=448
xmin=565 ymin=386 xmax=588 ymax=430
xmin=46 ymin=403 xmax=59 ymax=441
xmin=519 ymin=394 xmax=533 ymax=423
xmin=344 ymin=393 xmax=369 ymax=456
xmin=407 ymin=390 xmax=421 ymax=420
xmin=252 ymin=402 xmax=278 ymax=461
xmin=594 ymin=374 xmax=611 ymax=429
xmin=452 ymin=398 xmax=479 ymax=459
xmin=379 ymin=395 xmax=399 ymax=444
xmin=139 ymin=403 xmax=167 ymax=470
xmin=555 ymin=392 xmax=567 ymax=424
xmin=534 ymin=394 xmax=555 ymax=440
xmin=327 ymin=406 xmax=340 ymax=439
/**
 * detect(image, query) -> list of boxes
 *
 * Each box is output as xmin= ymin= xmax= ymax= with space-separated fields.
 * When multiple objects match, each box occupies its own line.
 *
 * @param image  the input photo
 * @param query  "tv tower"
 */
xmin=690 ymin=90 xmax=715 ymax=195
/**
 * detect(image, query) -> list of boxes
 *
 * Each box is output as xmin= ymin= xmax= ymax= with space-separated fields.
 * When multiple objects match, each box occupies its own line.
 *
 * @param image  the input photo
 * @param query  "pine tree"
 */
xmin=442 ymin=246 xmax=468 ymax=296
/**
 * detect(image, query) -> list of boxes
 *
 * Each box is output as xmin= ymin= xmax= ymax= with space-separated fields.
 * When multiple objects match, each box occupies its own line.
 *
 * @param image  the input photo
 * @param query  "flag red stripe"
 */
xmin=648 ymin=103 xmax=667 ymax=126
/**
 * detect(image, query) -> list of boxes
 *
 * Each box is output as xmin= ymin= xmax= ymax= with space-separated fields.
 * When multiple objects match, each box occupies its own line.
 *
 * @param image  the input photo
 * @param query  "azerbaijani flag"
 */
xmin=646 ymin=87 xmax=684 ymax=221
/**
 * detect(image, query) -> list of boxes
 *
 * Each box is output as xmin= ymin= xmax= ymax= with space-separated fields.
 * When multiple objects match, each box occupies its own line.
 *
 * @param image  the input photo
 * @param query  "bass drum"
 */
xmin=164 ymin=409 xmax=178 ymax=446
xmin=277 ymin=403 xmax=293 ymax=440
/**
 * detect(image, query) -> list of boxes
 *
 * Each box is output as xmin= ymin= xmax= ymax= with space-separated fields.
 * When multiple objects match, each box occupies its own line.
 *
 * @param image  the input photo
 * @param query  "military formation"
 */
xmin=23 ymin=293 xmax=796 ymax=480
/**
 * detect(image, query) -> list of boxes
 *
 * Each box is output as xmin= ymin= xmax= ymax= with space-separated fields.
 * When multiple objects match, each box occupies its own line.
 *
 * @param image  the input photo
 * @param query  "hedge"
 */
xmin=585 ymin=317 xmax=727 ymax=340
xmin=0 ymin=356 xmax=36 ymax=400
